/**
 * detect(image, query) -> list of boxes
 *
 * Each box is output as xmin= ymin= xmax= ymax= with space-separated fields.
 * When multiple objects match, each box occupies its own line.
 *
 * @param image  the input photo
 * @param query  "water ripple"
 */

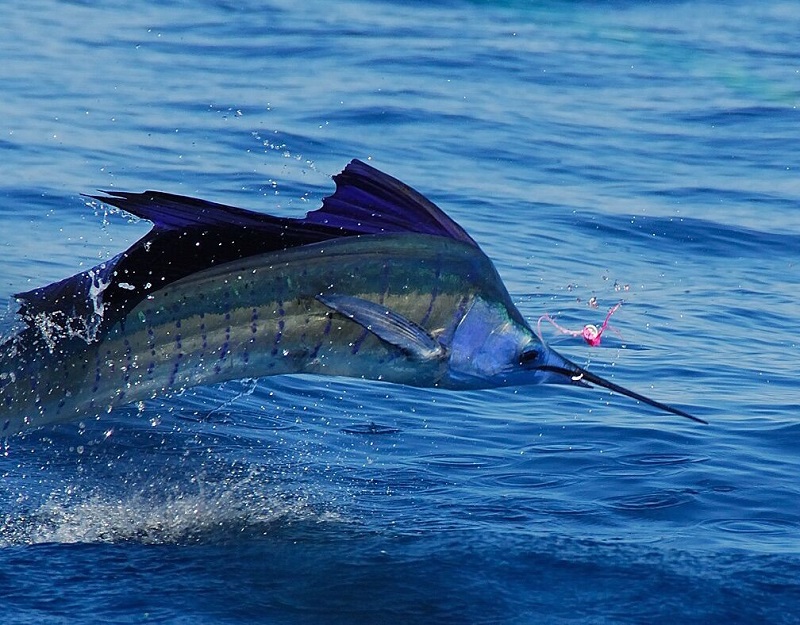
xmin=604 ymin=489 xmax=697 ymax=511
xmin=584 ymin=465 xmax=660 ymax=478
xmin=616 ymin=453 xmax=710 ymax=467
xmin=417 ymin=453 xmax=502 ymax=470
xmin=492 ymin=472 xmax=577 ymax=490
xmin=701 ymin=518 xmax=798 ymax=536
xmin=524 ymin=441 xmax=619 ymax=455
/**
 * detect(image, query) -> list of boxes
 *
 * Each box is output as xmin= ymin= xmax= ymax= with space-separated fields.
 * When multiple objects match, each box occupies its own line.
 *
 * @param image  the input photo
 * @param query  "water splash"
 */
xmin=0 ymin=470 xmax=344 ymax=546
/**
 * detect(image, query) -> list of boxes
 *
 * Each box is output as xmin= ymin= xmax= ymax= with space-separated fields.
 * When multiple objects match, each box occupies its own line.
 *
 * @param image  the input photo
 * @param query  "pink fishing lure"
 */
xmin=538 ymin=302 xmax=622 ymax=347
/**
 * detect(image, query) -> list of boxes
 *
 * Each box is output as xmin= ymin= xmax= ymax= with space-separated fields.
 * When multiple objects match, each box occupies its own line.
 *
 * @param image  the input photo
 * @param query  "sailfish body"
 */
xmin=0 ymin=160 xmax=702 ymax=436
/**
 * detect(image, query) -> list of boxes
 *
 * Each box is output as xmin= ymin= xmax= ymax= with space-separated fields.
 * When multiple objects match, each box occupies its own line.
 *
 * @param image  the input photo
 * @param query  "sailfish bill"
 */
xmin=0 ymin=159 xmax=703 ymax=436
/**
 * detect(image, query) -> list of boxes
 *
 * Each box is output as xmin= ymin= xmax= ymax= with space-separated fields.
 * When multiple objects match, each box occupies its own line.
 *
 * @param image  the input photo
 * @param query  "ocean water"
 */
xmin=1 ymin=0 xmax=799 ymax=623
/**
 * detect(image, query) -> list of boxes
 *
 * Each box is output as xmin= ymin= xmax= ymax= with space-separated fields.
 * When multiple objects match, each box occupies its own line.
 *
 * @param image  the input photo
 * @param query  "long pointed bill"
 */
xmin=537 ymin=360 xmax=707 ymax=425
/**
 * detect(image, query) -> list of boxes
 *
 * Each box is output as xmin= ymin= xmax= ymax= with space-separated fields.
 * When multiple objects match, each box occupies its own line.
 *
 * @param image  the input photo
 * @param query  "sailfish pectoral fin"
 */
xmin=316 ymin=294 xmax=445 ymax=361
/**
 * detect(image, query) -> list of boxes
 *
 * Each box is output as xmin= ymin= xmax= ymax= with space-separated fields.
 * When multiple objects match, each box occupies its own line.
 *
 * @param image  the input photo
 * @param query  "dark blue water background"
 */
xmin=1 ymin=1 xmax=799 ymax=623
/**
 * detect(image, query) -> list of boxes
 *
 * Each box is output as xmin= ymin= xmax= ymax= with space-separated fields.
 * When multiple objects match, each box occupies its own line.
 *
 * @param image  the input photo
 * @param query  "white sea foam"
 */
xmin=1 ymin=473 xmax=343 ymax=546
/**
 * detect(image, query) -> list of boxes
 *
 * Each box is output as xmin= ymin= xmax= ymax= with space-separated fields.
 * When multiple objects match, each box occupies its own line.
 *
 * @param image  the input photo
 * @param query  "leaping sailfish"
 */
xmin=0 ymin=159 xmax=704 ymax=436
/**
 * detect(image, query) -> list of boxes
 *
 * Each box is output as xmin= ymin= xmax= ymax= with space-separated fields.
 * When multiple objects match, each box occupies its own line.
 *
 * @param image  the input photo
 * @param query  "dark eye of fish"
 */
xmin=519 ymin=349 xmax=540 ymax=366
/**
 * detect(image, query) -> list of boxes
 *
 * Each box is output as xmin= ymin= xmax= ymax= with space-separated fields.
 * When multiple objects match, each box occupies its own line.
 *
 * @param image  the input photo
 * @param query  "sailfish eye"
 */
xmin=518 ymin=348 xmax=540 ymax=366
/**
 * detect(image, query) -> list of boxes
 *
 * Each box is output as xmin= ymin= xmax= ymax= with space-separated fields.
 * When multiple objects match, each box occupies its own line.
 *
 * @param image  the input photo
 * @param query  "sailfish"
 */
xmin=0 ymin=159 xmax=704 ymax=436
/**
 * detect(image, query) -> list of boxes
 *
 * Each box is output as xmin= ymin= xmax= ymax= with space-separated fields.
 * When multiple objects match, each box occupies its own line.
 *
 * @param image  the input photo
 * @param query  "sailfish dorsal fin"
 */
xmin=307 ymin=159 xmax=478 ymax=245
xmin=84 ymin=160 xmax=478 ymax=244
xmin=13 ymin=160 xmax=480 ymax=342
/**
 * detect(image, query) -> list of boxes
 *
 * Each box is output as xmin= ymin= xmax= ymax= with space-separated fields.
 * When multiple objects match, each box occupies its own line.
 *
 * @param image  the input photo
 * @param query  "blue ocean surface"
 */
xmin=1 ymin=0 xmax=799 ymax=623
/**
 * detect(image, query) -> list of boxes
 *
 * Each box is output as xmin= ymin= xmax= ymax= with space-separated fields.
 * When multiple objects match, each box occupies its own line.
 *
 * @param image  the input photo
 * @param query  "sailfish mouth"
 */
xmin=536 ymin=364 xmax=707 ymax=425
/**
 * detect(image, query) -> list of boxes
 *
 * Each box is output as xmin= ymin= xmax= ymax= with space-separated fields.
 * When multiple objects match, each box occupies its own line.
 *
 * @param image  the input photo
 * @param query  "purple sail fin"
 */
xmin=308 ymin=159 xmax=478 ymax=246
xmin=14 ymin=160 xmax=478 ymax=342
